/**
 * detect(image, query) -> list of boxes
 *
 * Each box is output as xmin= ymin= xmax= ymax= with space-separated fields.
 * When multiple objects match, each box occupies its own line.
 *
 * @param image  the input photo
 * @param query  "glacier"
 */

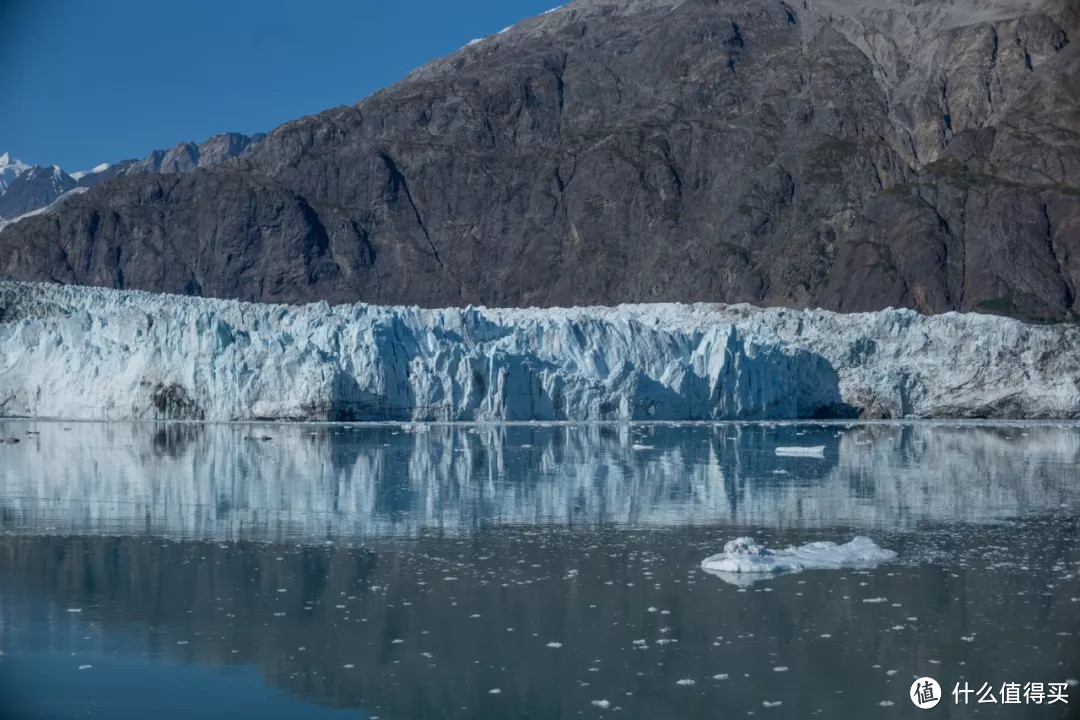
xmin=0 ymin=280 xmax=1077 ymax=421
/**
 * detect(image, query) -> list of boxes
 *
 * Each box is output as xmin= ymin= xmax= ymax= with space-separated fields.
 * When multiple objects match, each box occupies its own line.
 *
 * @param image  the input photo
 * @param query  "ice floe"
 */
xmin=774 ymin=445 xmax=826 ymax=458
xmin=701 ymin=536 xmax=896 ymax=585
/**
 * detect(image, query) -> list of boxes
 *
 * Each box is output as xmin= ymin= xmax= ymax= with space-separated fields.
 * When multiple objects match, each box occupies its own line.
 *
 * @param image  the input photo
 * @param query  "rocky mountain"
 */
xmin=0 ymin=0 xmax=1077 ymax=319
xmin=0 ymin=164 xmax=77 ymax=220
xmin=0 ymin=152 xmax=31 ymax=192
xmin=0 ymin=132 xmax=264 ymax=221
xmin=70 ymin=131 xmax=266 ymax=189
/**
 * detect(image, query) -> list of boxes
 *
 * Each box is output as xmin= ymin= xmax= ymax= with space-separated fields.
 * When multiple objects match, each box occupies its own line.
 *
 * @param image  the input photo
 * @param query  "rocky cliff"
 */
xmin=0 ymin=0 xmax=1077 ymax=319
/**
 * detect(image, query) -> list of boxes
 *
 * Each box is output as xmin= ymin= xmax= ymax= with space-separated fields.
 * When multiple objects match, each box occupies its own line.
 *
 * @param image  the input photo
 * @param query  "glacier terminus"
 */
xmin=1 ymin=281 xmax=1076 ymax=422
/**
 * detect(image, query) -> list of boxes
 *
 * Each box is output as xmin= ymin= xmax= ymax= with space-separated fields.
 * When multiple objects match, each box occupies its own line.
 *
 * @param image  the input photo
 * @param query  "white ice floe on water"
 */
xmin=700 ymin=536 xmax=896 ymax=585
xmin=774 ymin=445 xmax=825 ymax=458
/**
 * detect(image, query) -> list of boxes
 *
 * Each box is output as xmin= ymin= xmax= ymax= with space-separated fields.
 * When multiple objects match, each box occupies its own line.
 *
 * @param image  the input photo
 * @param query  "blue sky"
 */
xmin=0 ymin=1 xmax=558 ymax=171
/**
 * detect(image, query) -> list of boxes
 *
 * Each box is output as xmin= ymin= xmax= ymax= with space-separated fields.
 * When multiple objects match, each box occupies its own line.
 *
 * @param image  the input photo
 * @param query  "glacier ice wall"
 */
xmin=0 ymin=281 xmax=1078 ymax=421
xmin=0 ymin=282 xmax=838 ymax=421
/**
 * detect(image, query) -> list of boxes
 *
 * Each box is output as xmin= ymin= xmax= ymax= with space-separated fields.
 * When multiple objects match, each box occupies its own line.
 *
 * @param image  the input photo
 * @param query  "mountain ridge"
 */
xmin=0 ymin=131 xmax=265 ymax=221
xmin=1 ymin=0 xmax=1077 ymax=319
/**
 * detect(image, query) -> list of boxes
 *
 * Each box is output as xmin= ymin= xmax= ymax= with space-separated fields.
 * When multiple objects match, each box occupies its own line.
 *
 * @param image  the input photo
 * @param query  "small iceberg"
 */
xmin=774 ymin=445 xmax=825 ymax=458
xmin=701 ymin=536 xmax=896 ymax=586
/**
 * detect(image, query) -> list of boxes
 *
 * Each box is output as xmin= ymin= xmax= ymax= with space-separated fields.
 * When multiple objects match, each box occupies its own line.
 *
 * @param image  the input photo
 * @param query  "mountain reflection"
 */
xmin=1 ymin=421 xmax=1078 ymax=539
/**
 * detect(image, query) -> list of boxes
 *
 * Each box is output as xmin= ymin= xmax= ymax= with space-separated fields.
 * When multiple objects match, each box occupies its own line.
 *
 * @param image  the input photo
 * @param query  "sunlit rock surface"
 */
xmin=1 ymin=283 xmax=1078 ymax=421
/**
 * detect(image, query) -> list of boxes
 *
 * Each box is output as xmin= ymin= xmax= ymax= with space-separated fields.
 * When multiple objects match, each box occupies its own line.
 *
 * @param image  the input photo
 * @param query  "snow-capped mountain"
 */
xmin=0 ymin=164 xmax=77 ymax=220
xmin=0 ymin=152 xmax=31 ymax=193
xmin=69 ymin=162 xmax=111 ymax=181
xmin=0 ymin=131 xmax=263 ymax=222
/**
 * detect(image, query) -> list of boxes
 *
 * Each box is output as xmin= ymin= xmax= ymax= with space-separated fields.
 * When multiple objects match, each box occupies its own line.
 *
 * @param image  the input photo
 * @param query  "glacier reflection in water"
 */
xmin=1 ymin=420 xmax=1078 ymax=539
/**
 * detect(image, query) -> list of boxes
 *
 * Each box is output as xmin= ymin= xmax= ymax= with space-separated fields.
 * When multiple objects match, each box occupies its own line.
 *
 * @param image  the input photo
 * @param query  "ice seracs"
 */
xmin=0 ymin=282 xmax=841 ymax=422
xmin=1 ymin=281 xmax=1079 ymax=421
xmin=700 ymin=536 xmax=897 ymax=585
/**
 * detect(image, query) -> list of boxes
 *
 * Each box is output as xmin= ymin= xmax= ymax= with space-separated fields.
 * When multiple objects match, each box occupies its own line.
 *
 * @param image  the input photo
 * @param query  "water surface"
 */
xmin=0 ymin=421 xmax=1077 ymax=718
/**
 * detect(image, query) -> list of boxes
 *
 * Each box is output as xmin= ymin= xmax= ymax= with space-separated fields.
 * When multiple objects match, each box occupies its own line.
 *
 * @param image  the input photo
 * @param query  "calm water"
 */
xmin=0 ymin=421 xmax=1077 ymax=718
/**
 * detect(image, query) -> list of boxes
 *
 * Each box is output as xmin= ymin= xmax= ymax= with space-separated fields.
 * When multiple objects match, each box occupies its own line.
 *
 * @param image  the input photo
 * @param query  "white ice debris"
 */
xmin=1 ymin=281 xmax=1078 ymax=421
xmin=774 ymin=445 xmax=825 ymax=458
xmin=700 ymin=536 xmax=896 ymax=585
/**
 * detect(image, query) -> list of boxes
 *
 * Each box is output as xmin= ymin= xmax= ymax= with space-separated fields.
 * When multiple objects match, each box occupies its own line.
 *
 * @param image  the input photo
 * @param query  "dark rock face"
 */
xmin=1 ymin=0 xmax=1078 ymax=318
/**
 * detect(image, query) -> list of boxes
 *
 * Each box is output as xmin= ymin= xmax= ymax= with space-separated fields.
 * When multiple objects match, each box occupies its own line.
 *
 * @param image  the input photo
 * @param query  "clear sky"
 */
xmin=0 ymin=1 xmax=559 ymax=171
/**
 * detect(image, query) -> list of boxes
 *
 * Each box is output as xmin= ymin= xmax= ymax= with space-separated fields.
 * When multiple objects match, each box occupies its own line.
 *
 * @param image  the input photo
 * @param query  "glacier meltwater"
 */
xmin=0 ymin=281 xmax=1077 ymax=421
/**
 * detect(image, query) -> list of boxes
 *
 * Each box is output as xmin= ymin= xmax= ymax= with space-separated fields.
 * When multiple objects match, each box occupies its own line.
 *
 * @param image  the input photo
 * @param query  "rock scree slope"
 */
xmin=0 ymin=0 xmax=1078 ymax=320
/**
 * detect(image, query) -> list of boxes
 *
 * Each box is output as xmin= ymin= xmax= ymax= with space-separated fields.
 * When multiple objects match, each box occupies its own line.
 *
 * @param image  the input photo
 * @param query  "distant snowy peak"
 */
xmin=70 ymin=163 xmax=110 ymax=181
xmin=0 ymin=131 xmax=264 ymax=215
xmin=0 ymin=152 xmax=32 ymax=192
xmin=0 ymin=164 xmax=77 ymax=220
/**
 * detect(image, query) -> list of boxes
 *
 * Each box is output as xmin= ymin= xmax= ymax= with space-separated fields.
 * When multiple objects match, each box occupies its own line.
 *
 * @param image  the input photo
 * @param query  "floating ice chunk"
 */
xmin=675 ymin=678 xmax=695 ymax=686
xmin=546 ymin=641 xmax=563 ymax=648
xmin=701 ymin=536 xmax=896 ymax=586
xmin=700 ymin=537 xmax=804 ymax=574
xmin=591 ymin=699 xmax=611 ymax=709
xmin=774 ymin=445 xmax=825 ymax=458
